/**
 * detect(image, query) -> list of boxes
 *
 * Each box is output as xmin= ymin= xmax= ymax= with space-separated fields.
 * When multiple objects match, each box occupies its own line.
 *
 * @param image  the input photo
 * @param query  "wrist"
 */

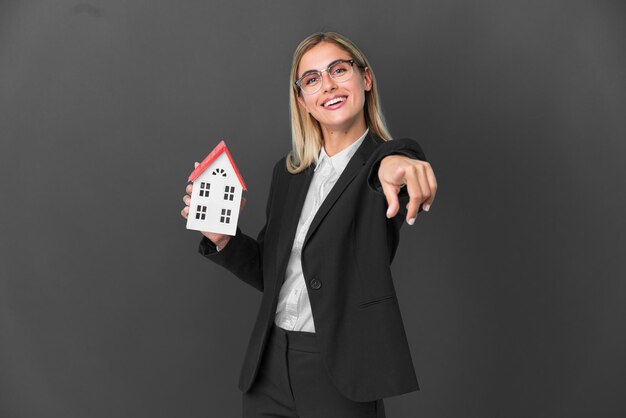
xmin=213 ymin=236 xmax=231 ymax=251
xmin=200 ymin=232 xmax=232 ymax=252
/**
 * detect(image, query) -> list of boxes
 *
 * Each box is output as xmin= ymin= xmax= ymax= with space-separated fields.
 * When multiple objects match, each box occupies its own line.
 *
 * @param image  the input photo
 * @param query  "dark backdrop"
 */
xmin=1 ymin=1 xmax=624 ymax=417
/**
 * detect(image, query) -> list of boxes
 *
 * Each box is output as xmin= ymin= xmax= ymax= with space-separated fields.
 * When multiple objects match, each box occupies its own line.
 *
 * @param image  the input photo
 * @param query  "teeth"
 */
xmin=323 ymin=97 xmax=346 ymax=107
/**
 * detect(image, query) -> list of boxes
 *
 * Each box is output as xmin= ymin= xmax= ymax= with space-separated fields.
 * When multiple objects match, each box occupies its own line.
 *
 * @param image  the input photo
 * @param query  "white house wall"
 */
xmin=186 ymin=153 xmax=243 ymax=236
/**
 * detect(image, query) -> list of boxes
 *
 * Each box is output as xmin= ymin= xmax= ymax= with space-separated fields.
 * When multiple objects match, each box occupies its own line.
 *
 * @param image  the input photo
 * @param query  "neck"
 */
xmin=321 ymin=117 xmax=368 ymax=157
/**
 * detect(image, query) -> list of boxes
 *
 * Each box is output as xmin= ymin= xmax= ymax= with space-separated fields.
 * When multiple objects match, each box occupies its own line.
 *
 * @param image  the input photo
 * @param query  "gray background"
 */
xmin=1 ymin=0 xmax=625 ymax=417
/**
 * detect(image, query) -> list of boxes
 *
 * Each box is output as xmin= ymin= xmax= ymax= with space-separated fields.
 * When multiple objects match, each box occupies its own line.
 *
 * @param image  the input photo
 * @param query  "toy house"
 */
xmin=186 ymin=140 xmax=247 ymax=236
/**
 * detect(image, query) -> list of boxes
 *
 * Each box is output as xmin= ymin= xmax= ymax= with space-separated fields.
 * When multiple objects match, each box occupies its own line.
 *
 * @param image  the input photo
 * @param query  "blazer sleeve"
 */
xmin=366 ymin=137 xmax=428 ymax=213
xmin=197 ymin=159 xmax=282 ymax=292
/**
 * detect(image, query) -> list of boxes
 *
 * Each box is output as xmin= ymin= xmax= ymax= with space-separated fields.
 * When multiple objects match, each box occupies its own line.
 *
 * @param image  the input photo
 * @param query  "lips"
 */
xmin=322 ymin=95 xmax=347 ymax=108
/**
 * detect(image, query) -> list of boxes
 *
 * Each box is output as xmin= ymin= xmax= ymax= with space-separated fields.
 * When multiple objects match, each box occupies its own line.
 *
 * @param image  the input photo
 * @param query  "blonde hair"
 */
xmin=287 ymin=32 xmax=392 ymax=174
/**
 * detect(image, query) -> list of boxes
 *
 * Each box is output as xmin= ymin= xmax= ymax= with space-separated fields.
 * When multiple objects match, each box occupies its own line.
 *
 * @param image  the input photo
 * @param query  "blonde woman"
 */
xmin=182 ymin=32 xmax=437 ymax=418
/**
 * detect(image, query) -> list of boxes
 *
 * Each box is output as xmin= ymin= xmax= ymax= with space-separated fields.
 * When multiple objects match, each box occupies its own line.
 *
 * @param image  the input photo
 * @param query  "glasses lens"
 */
xmin=298 ymin=61 xmax=355 ymax=94
xmin=300 ymin=73 xmax=322 ymax=94
xmin=329 ymin=61 xmax=353 ymax=82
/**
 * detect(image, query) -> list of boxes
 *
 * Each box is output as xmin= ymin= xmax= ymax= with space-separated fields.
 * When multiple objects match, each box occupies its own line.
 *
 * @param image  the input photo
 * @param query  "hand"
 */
xmin=181 ymin=162 xmax=247 ymax=250
xmin=378 ymin=155 xmax=437 ymax=225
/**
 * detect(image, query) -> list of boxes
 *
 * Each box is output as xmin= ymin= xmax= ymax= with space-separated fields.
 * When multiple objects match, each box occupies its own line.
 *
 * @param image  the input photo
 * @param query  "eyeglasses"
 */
xmin=295 ymin=59 xmax=364 ymax=95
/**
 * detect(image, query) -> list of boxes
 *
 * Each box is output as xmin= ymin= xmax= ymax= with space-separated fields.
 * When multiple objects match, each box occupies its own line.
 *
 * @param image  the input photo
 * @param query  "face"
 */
xmin=296 ymin=42 xmax=372 ymax=134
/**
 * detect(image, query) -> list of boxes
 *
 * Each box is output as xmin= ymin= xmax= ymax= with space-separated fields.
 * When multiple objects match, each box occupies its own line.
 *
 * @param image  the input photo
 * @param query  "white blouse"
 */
xmin=274 ymin=129 xmax=369 ymax=332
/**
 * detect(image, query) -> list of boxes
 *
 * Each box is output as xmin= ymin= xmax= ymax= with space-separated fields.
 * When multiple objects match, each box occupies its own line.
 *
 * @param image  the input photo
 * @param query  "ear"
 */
xmin=362 ymin=67 xmax=373 ymax=92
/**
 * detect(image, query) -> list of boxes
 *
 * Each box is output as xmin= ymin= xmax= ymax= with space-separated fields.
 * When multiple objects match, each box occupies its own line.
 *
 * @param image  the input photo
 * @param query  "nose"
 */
xmin=321 ymin=70 xmax=337 ymax=93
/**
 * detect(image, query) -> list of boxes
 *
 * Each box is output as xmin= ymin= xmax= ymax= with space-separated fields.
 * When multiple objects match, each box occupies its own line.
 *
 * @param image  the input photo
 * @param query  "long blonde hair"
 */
xmin=287 ymin=32 xmax=392 ymax=174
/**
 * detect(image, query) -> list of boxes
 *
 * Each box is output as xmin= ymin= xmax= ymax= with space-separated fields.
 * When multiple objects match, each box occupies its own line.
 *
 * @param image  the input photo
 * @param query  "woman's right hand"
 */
xmin=181 ymin=162 xmax=236 ymax=251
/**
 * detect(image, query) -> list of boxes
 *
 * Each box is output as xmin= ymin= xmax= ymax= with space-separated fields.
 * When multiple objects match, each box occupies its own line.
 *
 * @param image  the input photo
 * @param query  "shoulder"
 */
xmin=271 ymin=154 xmax=290 ymax=178
xmin=267 ymin=152 xmax=295 ymax=189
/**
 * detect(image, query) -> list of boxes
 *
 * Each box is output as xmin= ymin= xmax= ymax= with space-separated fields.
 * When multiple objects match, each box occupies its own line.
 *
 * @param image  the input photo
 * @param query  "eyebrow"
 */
xmin=298 ymin=58 xmax=351 ymax=79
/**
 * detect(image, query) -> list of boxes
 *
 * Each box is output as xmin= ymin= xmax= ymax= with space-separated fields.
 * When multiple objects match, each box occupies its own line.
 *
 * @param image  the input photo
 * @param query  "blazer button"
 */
xmin=310 ymin=278 xmax=322 ymax=290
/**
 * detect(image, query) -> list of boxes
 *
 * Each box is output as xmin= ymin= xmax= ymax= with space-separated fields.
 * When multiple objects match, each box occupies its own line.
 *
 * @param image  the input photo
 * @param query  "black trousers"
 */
xmin=242 ymin=324 xmax=385 ymax=418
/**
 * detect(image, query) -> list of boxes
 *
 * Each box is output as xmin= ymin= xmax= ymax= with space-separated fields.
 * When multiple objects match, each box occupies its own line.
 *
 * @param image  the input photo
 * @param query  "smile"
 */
xmin=322 ymin=96 xmax=347 ymax=107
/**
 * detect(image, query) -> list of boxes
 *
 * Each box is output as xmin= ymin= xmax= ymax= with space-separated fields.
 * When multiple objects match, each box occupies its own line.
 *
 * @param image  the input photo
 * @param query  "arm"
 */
xmin=366 ymin=138 xmax=437 ymax=224
xmin=196 ymin=160 xmax=281 ymax=292
xmin=198 ymin=227 xmax=265 ymax=291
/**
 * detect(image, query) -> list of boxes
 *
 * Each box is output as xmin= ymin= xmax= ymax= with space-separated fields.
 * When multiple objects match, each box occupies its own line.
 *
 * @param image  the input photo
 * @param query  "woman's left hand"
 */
xmin=378 ymin=155 xmax=437 ymax=225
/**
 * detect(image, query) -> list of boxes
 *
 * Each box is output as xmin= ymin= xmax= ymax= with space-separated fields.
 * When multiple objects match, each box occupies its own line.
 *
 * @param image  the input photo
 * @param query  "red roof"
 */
xmin=187 ymin=140 xmax=247 ymax=190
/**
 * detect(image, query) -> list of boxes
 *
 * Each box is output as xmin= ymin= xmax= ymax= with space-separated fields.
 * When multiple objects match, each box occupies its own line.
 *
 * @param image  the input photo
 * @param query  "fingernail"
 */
xmin=407 ymin=217 xmax=415 ymax=225
xmin=423 ymin=203 xmax=430 ymax=212
xmin=386 ymin=207 xmax=392 ymax=218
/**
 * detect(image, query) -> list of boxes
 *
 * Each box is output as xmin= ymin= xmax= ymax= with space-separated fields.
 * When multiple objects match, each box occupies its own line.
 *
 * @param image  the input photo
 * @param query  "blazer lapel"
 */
xmin=274 ymin=165 xmax=313 ymax=287
xmin=303 ymin=132 xmax=380 ymax=248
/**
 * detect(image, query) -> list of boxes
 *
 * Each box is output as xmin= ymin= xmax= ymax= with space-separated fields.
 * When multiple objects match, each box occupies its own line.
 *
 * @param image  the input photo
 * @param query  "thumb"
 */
xmin=381 ymin=181 xmax=400 ymax=218
xmin=194 ymin=161 xmax=200 ymax=168
xmin=380 ymin=167 xmax=405 ymax=218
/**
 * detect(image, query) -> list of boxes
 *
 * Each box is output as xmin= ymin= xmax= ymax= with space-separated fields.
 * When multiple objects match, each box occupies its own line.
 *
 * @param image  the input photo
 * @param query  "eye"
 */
xmin=304 ymin=75 xmax=319 ymax=85
xmin=330 ymin=62 xmax=350 ymax=76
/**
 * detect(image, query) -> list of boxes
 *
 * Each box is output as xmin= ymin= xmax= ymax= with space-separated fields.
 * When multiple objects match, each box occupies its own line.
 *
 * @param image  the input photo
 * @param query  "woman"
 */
xmin=182 ymin=32 xmax=437 ymax=418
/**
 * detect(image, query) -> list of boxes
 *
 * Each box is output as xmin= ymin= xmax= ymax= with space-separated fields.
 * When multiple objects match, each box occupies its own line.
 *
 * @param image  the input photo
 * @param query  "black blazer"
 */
xmin=199 ymin=132 xmax=427 ymax=402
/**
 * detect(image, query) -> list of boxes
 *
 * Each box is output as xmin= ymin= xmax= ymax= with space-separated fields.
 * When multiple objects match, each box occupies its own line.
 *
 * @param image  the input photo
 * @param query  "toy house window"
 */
xmin=199 ymin=182 xmax=210 ymax=197
xmin=195 ymin=205 xmax=207 ymax=220
xmin=212 ymin=168 xmax=226 ymax=177
xmin=220 ymin=209 xmax=231 ymax=224
xmin=224 ymin=185 xmax=235 ymax=201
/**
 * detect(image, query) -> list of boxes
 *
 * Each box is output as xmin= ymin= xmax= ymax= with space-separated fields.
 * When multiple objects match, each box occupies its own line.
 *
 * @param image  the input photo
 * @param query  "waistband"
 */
xmin=269 ymin=324 xmax=319 ymax=353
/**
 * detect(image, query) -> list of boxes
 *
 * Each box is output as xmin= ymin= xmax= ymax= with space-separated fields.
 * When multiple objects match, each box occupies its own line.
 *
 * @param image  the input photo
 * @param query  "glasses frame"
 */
xmin=295 ymin=59 xmax=365 ymax=95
